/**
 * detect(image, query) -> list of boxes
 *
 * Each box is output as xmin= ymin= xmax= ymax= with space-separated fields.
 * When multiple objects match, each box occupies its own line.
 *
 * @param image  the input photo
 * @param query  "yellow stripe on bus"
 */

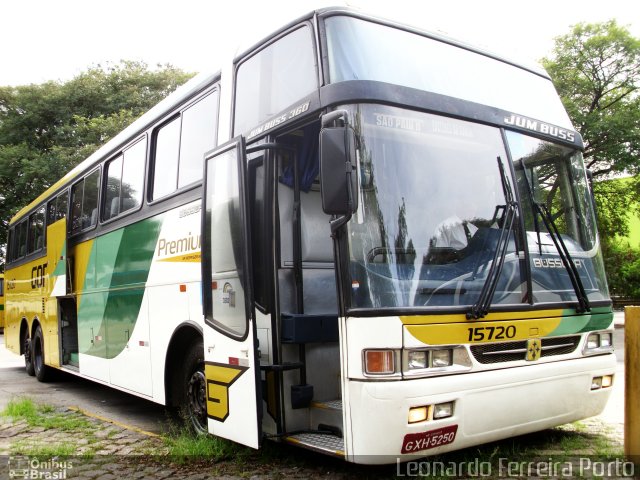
xmin=405 ymin=315 xmax=581 ymax=346
xmin=400 ymin=308 xmax=564 ymax=325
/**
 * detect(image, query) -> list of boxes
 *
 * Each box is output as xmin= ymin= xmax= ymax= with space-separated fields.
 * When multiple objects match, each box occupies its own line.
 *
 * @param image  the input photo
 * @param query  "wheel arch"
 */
xmin=19 ymin=317 xmax=32 ymax=355
xmin=164 ymin=321 xmax=203 ymax=407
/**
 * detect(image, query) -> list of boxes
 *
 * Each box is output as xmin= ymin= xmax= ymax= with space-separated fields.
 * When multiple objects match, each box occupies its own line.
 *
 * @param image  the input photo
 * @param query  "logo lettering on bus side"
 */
xmin=31 ymin=263 xmax=48 ymax=289
xmin=205 ymin=362 xmax=249 ymax=421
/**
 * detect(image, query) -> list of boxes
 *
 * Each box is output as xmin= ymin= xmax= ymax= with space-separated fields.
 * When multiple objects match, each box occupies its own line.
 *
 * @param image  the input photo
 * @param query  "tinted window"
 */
xmin=325 ymin=16 xmax=572 ymax=129
xmin=104 ymin=137 xmax=146 ymax=220
xmin=234 ymin=26 xmax=317 ymax=134
xmin=179 ymin=92 xmax=219 ymax=188
xmin=27 ymin=207 xmax=46 ymax=254
xmin=152 ymin=90 xmax=219 ymax=200
xmin=47 ymin=191 xmax=68 ymax=225
xmin=152 ymin=117 xmax=181 ymax=199
xmin=104 ymin=155 xmax=124 ymax=220
xmin=71 ymin=170 xmax=100 ymax=234
xmin=15 ymin=221 xmax=28 ymax=259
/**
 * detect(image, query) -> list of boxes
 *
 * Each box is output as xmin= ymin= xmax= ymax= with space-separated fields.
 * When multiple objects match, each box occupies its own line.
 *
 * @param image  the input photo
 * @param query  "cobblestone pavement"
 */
xmin=0 ymin=403 xmax=632 ymax=479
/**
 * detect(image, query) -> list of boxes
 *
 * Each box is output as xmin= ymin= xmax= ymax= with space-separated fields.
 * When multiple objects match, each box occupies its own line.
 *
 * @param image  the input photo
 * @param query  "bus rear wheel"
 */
xmin=33 ymin=325 xmax=53 ymax=382
xmin=182 ymin=340 xmax=207 ymax=434
xmin=24 ymin=334 xmax=35 ymax=377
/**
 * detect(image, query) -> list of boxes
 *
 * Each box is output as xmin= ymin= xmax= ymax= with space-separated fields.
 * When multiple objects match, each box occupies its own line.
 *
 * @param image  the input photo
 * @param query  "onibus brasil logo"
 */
xmin=8 ymin=456 xmax=72 ymax=479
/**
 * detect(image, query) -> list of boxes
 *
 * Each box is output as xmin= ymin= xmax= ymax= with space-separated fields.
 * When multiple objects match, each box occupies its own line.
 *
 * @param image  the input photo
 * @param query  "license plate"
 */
xmin=401 ymin=424 xmax=458 ymax=454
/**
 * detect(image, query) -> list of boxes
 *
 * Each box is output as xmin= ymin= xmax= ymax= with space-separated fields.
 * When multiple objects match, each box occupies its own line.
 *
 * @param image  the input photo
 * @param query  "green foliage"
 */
xmin=542 ymin=21 xmax=640 ymax=179
xmin=601 ymin=239 xmax=640 ymax=298
xmin=0 ymin=61 xmax=194 ymax=262
xmin=543 ymin=21 xmax=640 ymax=295
xmin=592 ymin=176 xmax=640 ymax=239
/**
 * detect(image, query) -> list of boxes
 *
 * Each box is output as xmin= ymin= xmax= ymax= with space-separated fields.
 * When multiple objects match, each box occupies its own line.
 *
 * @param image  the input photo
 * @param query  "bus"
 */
xmin=4 ymin=7 xmax=616 ymax=464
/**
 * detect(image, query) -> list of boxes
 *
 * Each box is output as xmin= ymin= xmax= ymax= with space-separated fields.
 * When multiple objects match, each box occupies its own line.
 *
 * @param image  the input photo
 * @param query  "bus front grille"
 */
xmin=470 ymin=336 xmax=581 ymax=364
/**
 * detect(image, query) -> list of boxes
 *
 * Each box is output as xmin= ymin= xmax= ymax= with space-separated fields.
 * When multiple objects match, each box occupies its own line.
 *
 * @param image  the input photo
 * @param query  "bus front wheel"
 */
xmin=182 ymin=340 xmax=207 ymax=434
xmin=33 ymin=325 xmax=53 ymax=382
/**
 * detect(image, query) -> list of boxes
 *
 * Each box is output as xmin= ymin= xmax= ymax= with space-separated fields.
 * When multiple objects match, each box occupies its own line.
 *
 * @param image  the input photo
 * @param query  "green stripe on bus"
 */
xmin=79 ymin=216 xmax=163 ymax=359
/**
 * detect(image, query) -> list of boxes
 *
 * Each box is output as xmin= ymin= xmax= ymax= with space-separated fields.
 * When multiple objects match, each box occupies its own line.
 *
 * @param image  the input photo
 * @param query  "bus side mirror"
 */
xmin=319 ymin=124 xmax=358 ymax=216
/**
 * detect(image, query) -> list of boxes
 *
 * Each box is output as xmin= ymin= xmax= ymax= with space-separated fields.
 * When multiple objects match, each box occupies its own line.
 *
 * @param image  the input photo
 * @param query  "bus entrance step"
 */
xmin=310 ymin=400 xmax=342 ymax=435
xmin=283 ymin=432 xmax=345 ymax=457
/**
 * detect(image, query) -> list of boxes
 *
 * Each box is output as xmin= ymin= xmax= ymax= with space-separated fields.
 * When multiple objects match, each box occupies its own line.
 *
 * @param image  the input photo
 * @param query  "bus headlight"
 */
xmin=583 ymin=331 xmax=614 ymax=355
xmin=408 ymin=350 xmax=428 ymax=369
xmin=403 ymin=346 xmax=471 ymax=377
xmin=431 ymin=349 xmax=453 ymax=368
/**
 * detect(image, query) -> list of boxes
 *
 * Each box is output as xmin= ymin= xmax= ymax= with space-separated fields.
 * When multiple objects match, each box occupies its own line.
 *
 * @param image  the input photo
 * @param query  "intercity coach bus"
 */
xmin=4 ymin=7 xmax=616 ymax=464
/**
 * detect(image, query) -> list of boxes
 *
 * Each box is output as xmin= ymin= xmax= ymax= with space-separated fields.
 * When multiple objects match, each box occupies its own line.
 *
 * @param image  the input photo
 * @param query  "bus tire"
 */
xmin=24 ymin=334 xmax=35 ymax=377
xmin=181 ymin=340 xmax=207 ymax=434
xmin=33 ymin=325 xmax=53 ymax=382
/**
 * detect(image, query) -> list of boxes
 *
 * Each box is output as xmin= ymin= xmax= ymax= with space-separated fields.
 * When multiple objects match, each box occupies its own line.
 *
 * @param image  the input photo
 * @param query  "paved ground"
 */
xmin=0 ymin=314 xmax=633 ymax=478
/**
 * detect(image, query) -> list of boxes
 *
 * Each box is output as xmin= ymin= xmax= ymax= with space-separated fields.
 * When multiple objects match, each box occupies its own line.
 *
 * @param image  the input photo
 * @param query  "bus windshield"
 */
xmin=346 ymin=105 xmax=608 ymax=311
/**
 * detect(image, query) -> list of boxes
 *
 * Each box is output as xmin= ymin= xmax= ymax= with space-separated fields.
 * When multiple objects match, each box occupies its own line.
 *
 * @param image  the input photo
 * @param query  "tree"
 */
xmin=543 ymin=22 xmax=640 ymax=298
xmin=0 ymin=61 xmax=194 ymax=263
xmin=542 ymin=20 xmax=640 ymax=180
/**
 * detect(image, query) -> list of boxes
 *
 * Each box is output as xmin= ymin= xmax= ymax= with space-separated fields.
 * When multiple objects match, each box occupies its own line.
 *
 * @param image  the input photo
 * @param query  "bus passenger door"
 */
xmin=202 ymin=138 xmax=262 ymax=449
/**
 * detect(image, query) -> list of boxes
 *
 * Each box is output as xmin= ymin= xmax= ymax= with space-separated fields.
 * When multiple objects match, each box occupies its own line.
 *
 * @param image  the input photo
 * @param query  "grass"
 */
xmin=1 ymin=397 xmax=93 ymax=431
xmin=11 ymin=439 xmax=77 ymax=457
xmin=161 ymin=420 xmax=252 ymax=464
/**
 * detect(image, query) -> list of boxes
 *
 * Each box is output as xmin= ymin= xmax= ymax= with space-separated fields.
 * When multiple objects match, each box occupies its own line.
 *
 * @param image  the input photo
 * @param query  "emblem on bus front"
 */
xmin=526 ymin=339 xmax=541 ymax=361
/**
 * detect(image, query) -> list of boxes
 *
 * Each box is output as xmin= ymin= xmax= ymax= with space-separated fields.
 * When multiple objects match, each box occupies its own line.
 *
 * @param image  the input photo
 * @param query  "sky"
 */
xmin=1 ymin=0 xmax=639 ymax=86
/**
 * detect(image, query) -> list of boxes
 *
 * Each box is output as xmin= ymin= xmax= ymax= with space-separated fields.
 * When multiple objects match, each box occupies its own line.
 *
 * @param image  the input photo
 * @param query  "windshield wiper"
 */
xmin=467 ymin=157 xmax=518 ymax=320
xmin=521 ymin=166 xmax=591 ymax=314
xmin=533 ymin=202 xmax=591 ymax=313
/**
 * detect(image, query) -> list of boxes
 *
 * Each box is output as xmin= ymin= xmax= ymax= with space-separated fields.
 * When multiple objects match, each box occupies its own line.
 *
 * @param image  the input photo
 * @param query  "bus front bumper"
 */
xmin=344 ymin=353 xmax=616 ymax=464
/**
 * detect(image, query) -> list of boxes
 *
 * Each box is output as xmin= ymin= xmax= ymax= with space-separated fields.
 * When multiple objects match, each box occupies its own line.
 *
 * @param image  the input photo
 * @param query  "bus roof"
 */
xmin=11 ymin=6 xmax=551 ymax=225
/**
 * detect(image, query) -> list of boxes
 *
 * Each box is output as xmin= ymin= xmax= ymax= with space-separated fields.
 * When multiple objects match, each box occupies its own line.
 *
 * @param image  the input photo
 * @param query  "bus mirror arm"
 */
xmin=319 ymin=110 xmax=358 ymax=230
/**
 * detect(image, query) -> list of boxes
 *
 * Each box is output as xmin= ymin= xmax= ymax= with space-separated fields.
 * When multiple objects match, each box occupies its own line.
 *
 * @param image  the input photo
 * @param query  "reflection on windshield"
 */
xmin=508 ymin=132 xmax=608 ymax=303
xmin=348 ymin=105 xmax=525 ymax=309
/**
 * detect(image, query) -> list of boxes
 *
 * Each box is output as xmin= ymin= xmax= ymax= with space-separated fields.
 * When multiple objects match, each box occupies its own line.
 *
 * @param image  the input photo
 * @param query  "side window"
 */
xmin=0 ymin=277 xmax=4 ymax=297
xmin=178 ymin=92 xmax=219 ymax=188
xmin=103 ymin=137 xmax=146 ymax=220
xmin=47 ymin=191 xmax=68 ymax=226
xmin=234 ymin=25 xmax=317 ymax=134
xmin=27 ymin=207 xmax=46 ymax=254
xmin=15 ymin=221 xmax=28 ymax=259
xmin=152 ymin=117 xmax=180 ymax=199
xmin=152 ymin=90 xmax=219 ymax=200
xmin=70 ymin=169 xmax=100 ymax=234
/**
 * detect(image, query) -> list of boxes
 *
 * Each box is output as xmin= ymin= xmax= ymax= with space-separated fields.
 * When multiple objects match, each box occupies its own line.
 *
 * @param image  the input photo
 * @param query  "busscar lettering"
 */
xmin=504 ymin=114 xmax=576 ymax=143
xmin=533 ymin=257 xmax=584 ymax=269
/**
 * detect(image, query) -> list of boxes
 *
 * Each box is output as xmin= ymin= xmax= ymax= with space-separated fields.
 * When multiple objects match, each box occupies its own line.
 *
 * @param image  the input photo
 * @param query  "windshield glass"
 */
xmin=324 ymin=15 xmax=572 ymax=129
xmin=508 ymin=131 xmax=609 ymax=303
xmin=348 ymin=105 xmax=525 ymax=310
